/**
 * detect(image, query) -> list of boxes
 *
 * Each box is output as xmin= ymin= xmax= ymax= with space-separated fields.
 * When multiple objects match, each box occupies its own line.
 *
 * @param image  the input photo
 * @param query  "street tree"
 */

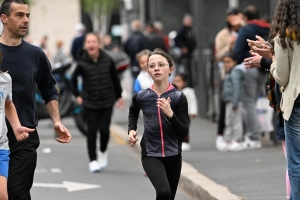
xmin=80 ymin=0 xmax=119 ymax=33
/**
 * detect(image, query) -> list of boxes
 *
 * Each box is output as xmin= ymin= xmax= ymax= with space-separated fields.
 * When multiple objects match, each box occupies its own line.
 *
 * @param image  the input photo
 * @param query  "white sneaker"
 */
xmin=98 ymin=151 xmax=108 ymax=168
xmin=182 ymin=142 xmax=191 ymax=151
xmin=89 ymin=160 xmax=101 ymax=173
xmin=227 ymin=141 xmax=244 ymax=151
xmin=215 ymin=136 xmax=228 ymax=151
xmin=243 ymin=136 xmax=262 ymax=149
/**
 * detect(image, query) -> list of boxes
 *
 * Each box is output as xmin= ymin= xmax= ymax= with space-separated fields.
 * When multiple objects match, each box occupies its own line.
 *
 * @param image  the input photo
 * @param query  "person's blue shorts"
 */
xmin=0 ymin=150 xmax=10 ymax=178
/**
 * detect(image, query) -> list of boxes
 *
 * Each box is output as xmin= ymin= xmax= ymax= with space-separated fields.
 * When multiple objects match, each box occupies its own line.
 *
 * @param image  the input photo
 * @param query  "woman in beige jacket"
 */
xmin=270 ymin=1 xmax=300 ymax=199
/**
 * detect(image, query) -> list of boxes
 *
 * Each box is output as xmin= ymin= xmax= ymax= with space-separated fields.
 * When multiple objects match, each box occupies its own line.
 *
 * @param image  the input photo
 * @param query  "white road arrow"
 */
xmin=33 ymin=181 xmax=101 ymax=192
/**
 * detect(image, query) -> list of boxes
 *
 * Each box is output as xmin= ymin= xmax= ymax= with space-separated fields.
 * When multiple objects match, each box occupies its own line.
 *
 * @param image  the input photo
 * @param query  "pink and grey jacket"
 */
xmin=128 ymin=84 xmax=189 ymax=157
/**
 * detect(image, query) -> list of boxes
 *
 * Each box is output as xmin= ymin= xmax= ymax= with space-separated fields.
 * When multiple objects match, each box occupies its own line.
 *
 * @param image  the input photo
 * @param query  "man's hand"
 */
xmin=244 ymin=52 xmax=262 ymax=69
xmin=53 ymin=122 xmax=71 ymax=143
xmin=128 ymin=130 xmax=138 ymax=147
xmin=13 ymin=126 xmax=35 ymax=141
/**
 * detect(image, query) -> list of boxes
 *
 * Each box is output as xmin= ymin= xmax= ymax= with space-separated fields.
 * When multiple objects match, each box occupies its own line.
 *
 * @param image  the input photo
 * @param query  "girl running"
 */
xmin=128 ymin=48 xmax=189 ymax=200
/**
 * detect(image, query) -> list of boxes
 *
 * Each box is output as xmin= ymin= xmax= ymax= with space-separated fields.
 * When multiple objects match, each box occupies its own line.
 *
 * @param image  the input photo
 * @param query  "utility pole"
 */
xmin=191 ymin=0 xmax=207 ymax=117
xmin=139 ymin=0 xmax=145 ymax=29
xmin=229 ymin=0 xmax=239 ymax=8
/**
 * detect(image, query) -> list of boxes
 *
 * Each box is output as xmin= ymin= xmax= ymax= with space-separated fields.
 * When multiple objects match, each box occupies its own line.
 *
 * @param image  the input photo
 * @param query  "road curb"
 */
xmin=110 ymin=123 xmax=241 ymax=200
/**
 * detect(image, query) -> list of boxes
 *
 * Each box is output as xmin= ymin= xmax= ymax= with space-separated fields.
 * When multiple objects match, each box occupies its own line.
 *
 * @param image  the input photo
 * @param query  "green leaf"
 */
xmin=80 ymin=0 xmax=119 ymax=16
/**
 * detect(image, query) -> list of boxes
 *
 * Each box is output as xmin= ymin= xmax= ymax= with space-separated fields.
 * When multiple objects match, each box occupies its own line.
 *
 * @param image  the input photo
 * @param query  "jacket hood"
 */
xmin=150 ymin=83 xmax=175 ymax=94
xmin=247 ymin=19 xmax=270 ymax=28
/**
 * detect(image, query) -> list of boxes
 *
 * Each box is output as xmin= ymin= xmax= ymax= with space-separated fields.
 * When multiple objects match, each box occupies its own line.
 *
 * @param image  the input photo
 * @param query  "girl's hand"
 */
xmin=128 ymin=130 xmax=138 ymax=147
xmin=157 ymin=97 xmax=173 ymax=118
xmin=13 ymin=126 xmax=35 ymax=141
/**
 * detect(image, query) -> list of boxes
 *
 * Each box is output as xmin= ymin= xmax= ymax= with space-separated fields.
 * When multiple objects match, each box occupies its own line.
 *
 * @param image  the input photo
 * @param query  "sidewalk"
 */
xmin=111 ymin=102 xmax=286 ymax=200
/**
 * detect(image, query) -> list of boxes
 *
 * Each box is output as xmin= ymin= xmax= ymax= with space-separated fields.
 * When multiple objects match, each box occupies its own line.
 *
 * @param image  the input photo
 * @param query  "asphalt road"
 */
xmin=111 ymin=99 xmax=287 ymax=200
xmin=30 ymin=118 xmax=192 ymax=200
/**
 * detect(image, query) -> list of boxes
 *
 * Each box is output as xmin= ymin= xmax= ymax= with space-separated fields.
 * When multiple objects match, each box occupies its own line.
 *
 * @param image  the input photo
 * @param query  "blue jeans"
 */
xmin=285 ymin=104 xmax=300 ymax=200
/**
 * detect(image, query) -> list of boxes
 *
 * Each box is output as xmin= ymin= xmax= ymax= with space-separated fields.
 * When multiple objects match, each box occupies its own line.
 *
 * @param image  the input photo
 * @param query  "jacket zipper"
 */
xmin=157 ymin=96 xmax=165 ymax=157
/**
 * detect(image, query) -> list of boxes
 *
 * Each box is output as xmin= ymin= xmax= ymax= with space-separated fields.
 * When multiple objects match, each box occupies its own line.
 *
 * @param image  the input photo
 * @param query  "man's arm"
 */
xmin=36 ymin=50 xmax=71 ymax=143
xmin=46 ymin=100 xmax=61 ymax=123
xmin=46 ymin=100 xmax=71 ymax=143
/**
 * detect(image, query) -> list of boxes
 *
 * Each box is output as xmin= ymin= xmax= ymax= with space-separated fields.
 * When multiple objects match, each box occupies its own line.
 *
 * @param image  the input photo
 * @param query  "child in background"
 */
xmin=173 ymin=73 xmax=198 ymax=151
xmin=0 ymin=51 xmax=35 ymax=200
xmin=133 ymin=50 xmax=153 ymax=93
xmin=222 ymin=51 xmax=244 ymax=151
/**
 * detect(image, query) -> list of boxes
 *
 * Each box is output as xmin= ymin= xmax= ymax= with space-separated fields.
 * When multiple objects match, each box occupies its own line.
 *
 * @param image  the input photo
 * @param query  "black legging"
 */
xmin=217 ymin=100 xmax=226 ymax=136
xmin=142 ymin=154 xmax=182 ymax=200
xmin=84 ymin=107 xmax=113 ymax=161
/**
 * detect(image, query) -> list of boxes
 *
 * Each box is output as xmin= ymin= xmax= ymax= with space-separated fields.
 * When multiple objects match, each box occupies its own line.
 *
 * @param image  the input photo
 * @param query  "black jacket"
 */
xmin=70 ymin=35 xmax=86 ymax=61
xmin=128 ymin=85 xmax=189 ymax=157
xmin=174 ymin=25 xmax=197 ymax=56
xmin=234 ymin=20 xmax=270 ymax=64
xmin=71 ymin=49 xmax=122 ymax=109
xmin=124 ymin=31 xmax=150 ymax=68
xmin=148 ymin=33 xmax=166 ymax=52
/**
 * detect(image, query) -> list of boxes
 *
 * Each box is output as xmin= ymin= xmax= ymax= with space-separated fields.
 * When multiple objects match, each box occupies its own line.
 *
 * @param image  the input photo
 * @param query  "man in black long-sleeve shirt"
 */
xmin=0 ymin=1 xmax=71 ymax=199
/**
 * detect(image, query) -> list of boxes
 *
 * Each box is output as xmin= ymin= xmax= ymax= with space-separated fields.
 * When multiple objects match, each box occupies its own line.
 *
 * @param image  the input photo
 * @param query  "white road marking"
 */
xmin=42 ymin=148 xmax=52 ymax=153
xmin=33 ymin=181 xmax=101 ymax=192
xmin=51 ymin=168 xmax=62 ymax=173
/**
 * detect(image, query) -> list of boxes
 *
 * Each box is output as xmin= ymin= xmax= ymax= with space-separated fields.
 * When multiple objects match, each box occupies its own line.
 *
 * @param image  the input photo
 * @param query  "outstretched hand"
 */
xmin=13 ymin=126 xmax=35 ymax=141
xmin=53 ymin=122 xmax=72 ymax=143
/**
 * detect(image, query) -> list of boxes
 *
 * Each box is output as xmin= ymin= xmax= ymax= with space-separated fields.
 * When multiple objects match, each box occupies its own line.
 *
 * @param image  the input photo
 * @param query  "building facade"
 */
xmin=29 ymin=0 xmax=81 ymax=62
